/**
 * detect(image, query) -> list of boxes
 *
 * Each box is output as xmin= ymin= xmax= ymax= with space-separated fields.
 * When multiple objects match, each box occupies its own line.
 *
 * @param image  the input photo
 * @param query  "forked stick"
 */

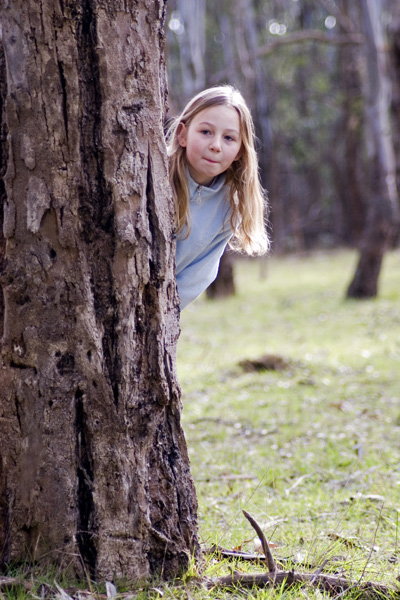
xmin=242 ymin=510 xmax=277 ymax=574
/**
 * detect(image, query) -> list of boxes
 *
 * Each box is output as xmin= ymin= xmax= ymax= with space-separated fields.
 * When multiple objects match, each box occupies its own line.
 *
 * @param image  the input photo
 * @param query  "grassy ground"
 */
xmin=3 ymin=249 xmax=400 ymax=599
xmin=174 ymin=248 xmax=400 ymax=598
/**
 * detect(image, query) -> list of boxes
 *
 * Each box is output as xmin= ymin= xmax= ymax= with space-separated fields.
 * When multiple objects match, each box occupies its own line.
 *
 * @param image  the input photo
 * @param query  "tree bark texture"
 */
xmin=389 ymin=2 xmax=400 ymax=214
xmin=347 ymin=0 xmax=400 ymax=298
xmin=0 ymin=0 xmax=199 ymax=581
xmin=0 ymin=42 xmax=6 ymax=340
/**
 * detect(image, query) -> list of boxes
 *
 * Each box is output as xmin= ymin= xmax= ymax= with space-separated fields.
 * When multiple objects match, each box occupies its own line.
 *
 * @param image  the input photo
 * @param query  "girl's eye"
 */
xmin=201 ymin=129 xmax=211 ymax=135
xmin=225 ymin=136 xmax=235 ymax=142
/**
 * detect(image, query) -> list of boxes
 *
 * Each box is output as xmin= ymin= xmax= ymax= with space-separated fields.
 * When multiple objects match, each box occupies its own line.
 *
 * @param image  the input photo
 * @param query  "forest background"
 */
xmin=165 ymin=0 xmax=400 ymax=298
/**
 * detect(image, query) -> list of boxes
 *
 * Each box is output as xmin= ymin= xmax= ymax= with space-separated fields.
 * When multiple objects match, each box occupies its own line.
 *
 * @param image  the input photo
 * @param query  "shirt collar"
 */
xmin=187 ymin=170 xmax=227 ymax=200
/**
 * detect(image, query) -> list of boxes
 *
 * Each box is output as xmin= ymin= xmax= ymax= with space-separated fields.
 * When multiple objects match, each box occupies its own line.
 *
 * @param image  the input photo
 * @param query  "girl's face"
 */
xmin=178 ymin=105 xmax=242 ymax=186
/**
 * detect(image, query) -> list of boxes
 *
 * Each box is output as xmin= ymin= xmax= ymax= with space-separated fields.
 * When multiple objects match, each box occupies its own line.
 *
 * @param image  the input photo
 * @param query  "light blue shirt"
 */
xmin=176 ymin=173 xmax=233 ymax=309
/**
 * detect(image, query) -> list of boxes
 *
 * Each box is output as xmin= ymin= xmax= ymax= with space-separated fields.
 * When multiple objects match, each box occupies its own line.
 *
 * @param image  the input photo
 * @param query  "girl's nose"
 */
xmin=210 ymin=137 xmax=222 ymax=151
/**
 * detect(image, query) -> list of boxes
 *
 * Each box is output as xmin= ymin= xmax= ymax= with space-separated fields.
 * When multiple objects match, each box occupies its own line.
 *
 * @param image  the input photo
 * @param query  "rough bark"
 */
xmin=389 ymin=2 xmax=400 ymax=214
xmin=347 ymin=0 xmax=400 ymax=298
xmin=0 ymin=0 xmax=199 ymax=582
xmin=0 ymin=42 xmax=6 ymax=338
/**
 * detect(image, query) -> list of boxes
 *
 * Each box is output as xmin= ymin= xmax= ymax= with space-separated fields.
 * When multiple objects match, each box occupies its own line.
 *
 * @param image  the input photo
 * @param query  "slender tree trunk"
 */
xmin=239 ymin=0 xmax=272 ymax=193
xmin=219 ymin=13 xmax=236 ymax=84
xmin=347 ymin=0 xmax=400 ymax=298
xmin=176 ymin=0 xmax=206 ymax=100
xmin=330 ymin=1 xmax=365 ymax=245
xmin=206 ymin=249 xmax=236 ymax=299
xmin=207 ymin=0 xmax=272 ymax=297
xmin=0 ymin=0 xmax=199 ymax=582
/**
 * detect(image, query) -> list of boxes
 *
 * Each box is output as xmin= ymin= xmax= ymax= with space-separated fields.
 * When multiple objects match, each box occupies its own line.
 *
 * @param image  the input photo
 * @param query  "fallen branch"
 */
xmin=207 ymin=544 xmax=327 ymax=571
xmin=207 ymin=544 xmax=269 ymax=563
xmin=197 ymin=474 xmax=258 ymax=482
xmin=208 ymin=568 xmax=399 ymax=598
xmin=0 ymin=577 xmax=33 ymax=592
xmin=207 ymin=512 xmax=400 ymax=599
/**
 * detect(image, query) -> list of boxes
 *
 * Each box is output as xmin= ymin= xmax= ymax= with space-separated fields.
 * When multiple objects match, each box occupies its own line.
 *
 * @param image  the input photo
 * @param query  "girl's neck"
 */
xmin=188 ymin=169 xmax=217 ymax=188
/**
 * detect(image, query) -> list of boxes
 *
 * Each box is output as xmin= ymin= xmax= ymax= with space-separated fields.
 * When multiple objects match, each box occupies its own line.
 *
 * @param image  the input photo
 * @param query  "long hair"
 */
xmin=167 ymin=85 xmax=270 ymax=255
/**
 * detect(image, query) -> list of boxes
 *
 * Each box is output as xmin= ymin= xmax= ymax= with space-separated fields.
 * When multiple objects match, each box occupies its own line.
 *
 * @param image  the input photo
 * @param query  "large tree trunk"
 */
xmin=0 ymin=44 xmax=6 ymax=340
xmin=347 ymin=0 xmax=400 ymax=298
xmin=0 ymin=0 xmax=199 ymax=582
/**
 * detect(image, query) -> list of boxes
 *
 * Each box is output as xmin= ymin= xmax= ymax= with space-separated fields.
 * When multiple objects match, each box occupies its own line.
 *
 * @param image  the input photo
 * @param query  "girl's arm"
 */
xmin=176 ymin=233 xmax=231 ymax=309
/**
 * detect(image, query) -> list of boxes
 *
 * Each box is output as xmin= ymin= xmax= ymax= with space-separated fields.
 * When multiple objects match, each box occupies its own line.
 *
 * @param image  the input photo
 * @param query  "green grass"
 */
xmin=176 ymin=249 xmax=400 ymax=596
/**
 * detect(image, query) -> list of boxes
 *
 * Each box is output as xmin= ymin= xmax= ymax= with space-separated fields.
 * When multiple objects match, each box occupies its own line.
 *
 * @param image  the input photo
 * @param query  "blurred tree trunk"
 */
xmin=209 ymin=0 xmax=272 ymax=296
xmin=330 ymin=1 xmax=365 ymax=245
xmin=238 ymin=0 xmax=272 ymax=193
xmin=219 ymin=12 xmax=237 ymax=83
xmin=292 ymin=0 xmax=319 ymax=252
xmin=347 ymin=0 xmax=400 ymax=298
xmin=206 ymin=249 xmax=236 ymax=299
xmin=0 ymin=0 xmax=199 ymax=581
xmin=176 ymin=0 xmax=206 ymax=100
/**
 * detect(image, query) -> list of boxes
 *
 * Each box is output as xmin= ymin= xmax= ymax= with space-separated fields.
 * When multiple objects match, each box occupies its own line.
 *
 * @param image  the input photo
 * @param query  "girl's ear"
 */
xmin=177 ymin=123 xmax=187 ymax=148
xmin=233 ymin=145 xmax=243 ymax=161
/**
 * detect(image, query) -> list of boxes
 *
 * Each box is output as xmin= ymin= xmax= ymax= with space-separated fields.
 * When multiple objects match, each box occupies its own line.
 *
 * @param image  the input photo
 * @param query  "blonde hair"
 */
xmin=167 ymin=85 xmax=270 ymax=255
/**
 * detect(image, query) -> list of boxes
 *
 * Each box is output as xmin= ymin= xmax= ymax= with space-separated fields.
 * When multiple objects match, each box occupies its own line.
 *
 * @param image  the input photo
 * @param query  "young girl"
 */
xmin=167 ymin=85 xmax=270 ymax=309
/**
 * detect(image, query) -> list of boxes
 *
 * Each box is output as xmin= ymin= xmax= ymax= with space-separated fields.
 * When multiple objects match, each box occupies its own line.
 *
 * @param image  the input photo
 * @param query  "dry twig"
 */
xmin=242 ymin=510 xmax=276 ymax=573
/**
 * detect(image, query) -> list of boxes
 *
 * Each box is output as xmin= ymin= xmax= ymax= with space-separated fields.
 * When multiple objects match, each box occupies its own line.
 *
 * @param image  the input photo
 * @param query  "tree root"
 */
xmin=206 ymin=511 xmax=400 ymax=599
